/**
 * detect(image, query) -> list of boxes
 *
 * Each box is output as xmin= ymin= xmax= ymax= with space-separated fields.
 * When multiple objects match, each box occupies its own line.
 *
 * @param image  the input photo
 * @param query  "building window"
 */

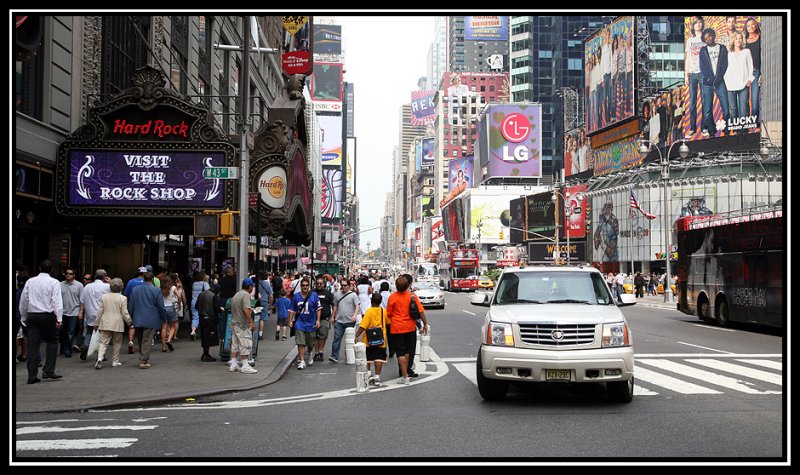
xmin=169 ymin=16 xmax=189 ymax=95
xmin=15 ymin=51 xmax=43 ymax=120
xmin=101 ymin=16 xmax=151 ymax=97
xmin=198 ymin=16 xmax=212 ymax=107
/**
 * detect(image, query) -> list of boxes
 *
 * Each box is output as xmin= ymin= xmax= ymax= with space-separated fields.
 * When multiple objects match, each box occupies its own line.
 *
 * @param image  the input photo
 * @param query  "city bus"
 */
xmin=675 ymin=207 xmax=782 ymax=328
xmin=414 ymin=261 xmax=441 ymax=286
xmin=438 ymin=248 xmax=480 ymax=291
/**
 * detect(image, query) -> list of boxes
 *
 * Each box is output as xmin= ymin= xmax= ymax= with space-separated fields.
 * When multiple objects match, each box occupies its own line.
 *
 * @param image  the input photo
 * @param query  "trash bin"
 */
xmin=219 ymin=298 xmax=259 ymax=362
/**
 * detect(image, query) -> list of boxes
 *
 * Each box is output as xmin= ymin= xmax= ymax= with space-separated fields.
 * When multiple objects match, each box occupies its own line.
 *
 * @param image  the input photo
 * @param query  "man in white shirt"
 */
xmin=79 ymin=269 xmax=111 ymax=360
xmin=19 ymin=259 xmax=63 ymax=384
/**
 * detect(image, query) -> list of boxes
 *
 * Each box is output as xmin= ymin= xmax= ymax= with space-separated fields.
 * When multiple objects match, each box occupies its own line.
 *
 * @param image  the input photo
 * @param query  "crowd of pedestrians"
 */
xmin=16 ymin=259 xmax=432 ymax=388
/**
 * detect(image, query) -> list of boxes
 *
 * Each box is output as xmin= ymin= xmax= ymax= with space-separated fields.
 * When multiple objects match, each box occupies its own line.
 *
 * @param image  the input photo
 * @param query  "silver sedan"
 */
xmin=414 ymin=282 xmax=445 ymax=309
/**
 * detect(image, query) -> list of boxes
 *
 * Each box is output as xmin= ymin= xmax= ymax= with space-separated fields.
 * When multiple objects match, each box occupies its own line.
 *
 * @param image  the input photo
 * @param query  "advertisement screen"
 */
xmin=680 ymin=15 xmax=762 ymax=141
xmin=320 ymin=166 xmax=342 ymax=221
xmin=469 ymin=195 xmax=511 ymax=244
xmin=448 ymin=157 xmax=474 ymax=196
xmin=564 ymin=128 xmax=591 ymax=178
xmin=431 ymin=216 xmax=445 ymax=252
xmin=565 ymin=184 xmax=589 ymax=239
xmin=421 ymin=137 xmax=435 ymax=167
xmin=319 ymin=115 xmax=342 ymax=166
xmin=464 ymin=16 xmax=508 ymax=41
xmin=411 ymin=90 xmax=436 ymax=126
xmin=525 ymin=192 xmax=555 ymax=241
xmin=68 ymin=150 xmax=226 ymax=208
xmin=509 ymin=197 xmax=526 ymax=244
xmin=281 ymin=16 xmax=312 ymax=76
xmin=313 ymin=24 xmax=341 ymax=55
xmin=592 ymin=134 xmax=641 ymax=176
xmin=312 ymin=63 xmax=343 ymax=102
xmin=415 ymin=139 xmax=422 ymax=172
xmin=421 ymin=196 xmax=435 ymax=218
xmin=482 ymin=104 xmax=542 ymax=179
xmin=442 ymin=199 xmax=465 ymax=244
xmin=585 ymin=16 xmax=635 ymax=134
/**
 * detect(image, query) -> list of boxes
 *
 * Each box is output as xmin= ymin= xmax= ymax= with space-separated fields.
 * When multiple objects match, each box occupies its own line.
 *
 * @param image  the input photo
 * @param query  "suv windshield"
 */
xmin=494 ymin=271 xmax=614 ymax=305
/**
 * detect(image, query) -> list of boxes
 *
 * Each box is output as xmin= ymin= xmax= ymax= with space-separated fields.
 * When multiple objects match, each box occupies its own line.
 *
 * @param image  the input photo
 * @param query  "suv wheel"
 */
xmin=476 ymin=351 xmax=508 ymax=401
xmin=607 ymin=376 xmax=634 ymax=403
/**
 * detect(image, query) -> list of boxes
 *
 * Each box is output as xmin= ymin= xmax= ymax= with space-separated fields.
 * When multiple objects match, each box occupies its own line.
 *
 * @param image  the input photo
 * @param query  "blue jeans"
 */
xmin=330 ymin=322 xmax=355 ymax=360
xmin=687 ymin=72 xmax=702 ymax=132
xmin=59 ymin=314 xmax=78 ymax=354
xmin=701 ymin=82 xmax=729 ymax=134
xmin=750 ymin=69 xmax=761 ymax=121
xmin=727 ymin=88 xmax=750 ymax=120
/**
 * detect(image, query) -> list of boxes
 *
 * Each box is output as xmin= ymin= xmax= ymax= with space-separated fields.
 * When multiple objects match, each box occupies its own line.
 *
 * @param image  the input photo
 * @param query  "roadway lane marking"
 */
xmin=16 ymin=438 xmax=137 ymax=451
xmin=636 ymin=359 xmax=781 ymax=394
xmin=16 ymin=425 xmax=158 ymax=435
xmin=636 ymin=353 xmax=782 ymax=358
xmin=462 ymin=310 xmax=476 ymax=316
xmin=677 ymin=341 xmax=732 ymax=353
xmin=736 ymin=359 xmax=782 ymax=370
xmin=15 ymin=418 xmax=118 ymax=425
xmin=691 ymin=323 xmax=737 ymax=332
xmin=687 ymin=359 xmax=782 ymax=386
xmin=96 ymin=349 xmax=451 ymax=413
xmin=453 ymin=363 xmax=477 ymax=386
xmin=441 ymin=357 xmax=477 ymax=363
xmin=633 ymin=365 xmax=721 ymax=394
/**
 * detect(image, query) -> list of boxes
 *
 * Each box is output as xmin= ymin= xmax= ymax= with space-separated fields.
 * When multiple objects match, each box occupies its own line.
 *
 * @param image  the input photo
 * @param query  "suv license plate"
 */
xmin=545 ymin=369 xmax=571 ymax=381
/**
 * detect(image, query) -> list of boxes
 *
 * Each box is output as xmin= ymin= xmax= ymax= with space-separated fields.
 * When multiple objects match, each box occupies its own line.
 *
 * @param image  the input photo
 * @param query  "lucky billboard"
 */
xmin=481 ymin=103 xmax=542 ymax=179
xmin=585 ymin=16 xmax=635 ymax=134
xmin=681 ymin=15 xmax=762 ymax=140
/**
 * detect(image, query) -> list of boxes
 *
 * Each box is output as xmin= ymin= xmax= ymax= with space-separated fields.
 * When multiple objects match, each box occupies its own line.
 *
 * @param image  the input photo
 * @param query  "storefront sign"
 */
xmin=67 ymin=150 xmax=226 ymax=207
xmin=258 ymin=166 xmax=287 ymax=209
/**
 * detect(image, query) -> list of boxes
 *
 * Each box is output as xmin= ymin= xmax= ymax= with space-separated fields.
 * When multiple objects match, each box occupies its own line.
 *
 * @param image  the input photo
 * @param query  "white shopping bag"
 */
xmin=87 ymin=330 xmax=101 ymax=356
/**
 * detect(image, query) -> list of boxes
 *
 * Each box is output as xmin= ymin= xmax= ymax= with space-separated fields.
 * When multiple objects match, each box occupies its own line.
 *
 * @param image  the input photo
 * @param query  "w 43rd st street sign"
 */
xmin=203 ymin=167 xmax=239 ymax=179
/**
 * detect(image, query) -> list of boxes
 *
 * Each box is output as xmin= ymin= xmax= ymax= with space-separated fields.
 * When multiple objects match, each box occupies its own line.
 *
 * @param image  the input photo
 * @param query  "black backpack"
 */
xmin=409 ymin=294 xmax=422 ymax=320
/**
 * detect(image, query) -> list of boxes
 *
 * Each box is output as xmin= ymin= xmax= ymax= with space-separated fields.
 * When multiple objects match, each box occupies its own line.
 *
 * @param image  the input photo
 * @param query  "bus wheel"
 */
xmin=717 ymin=299 xmax=730 ymax=327
xmin=698 ymin=296 xmax=711 ymax=322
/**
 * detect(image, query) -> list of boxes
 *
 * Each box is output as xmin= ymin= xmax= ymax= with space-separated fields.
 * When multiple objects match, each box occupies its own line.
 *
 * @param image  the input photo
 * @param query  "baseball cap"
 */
xmin=138 ymin=266 xmax=148 ymax=273
xmin=145 ymin=264 xmax=153 ymax=272
xmin=242 ymin=278 xmax=254 ymax=287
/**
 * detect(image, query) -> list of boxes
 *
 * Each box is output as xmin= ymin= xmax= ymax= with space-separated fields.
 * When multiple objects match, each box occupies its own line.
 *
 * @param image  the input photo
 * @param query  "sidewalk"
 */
xmin=631 ymin=293 xmax=679 ymax=310
xmin=13 ymin=322 xmax=298 ymax=414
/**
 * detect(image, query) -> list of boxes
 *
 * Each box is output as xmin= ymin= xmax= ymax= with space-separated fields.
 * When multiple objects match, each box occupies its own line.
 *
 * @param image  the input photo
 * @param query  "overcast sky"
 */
xmin=335 ymin=16 xmax=435 ymax=252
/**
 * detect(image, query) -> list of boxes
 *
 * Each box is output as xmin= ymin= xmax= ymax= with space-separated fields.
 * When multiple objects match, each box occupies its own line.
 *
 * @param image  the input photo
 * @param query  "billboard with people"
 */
xmin=564 ymin=127 xmax=591 ymax=178
xmin=681 ymin=15 xmax=762 ymax=141
xmin=585 ymin=16 xmax=635 ymax=134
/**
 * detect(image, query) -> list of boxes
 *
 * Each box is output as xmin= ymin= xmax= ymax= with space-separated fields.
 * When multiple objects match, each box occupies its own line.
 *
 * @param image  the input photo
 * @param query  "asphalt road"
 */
xmin=14 ymin=291 xmax=785 ymax=462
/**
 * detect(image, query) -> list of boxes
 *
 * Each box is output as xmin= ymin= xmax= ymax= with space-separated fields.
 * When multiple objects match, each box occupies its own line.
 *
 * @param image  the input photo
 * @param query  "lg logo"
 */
xmin=500 ymin=113 xmax=530 ymax=143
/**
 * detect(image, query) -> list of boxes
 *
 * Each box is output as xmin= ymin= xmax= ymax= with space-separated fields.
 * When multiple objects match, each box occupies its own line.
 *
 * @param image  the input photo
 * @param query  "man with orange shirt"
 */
xmin=386 ymin=275 xmax=429 ymax=385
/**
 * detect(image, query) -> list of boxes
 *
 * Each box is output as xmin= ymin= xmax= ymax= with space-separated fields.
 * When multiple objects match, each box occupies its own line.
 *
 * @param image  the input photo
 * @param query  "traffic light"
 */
xmin=194 ymin=214 xmax=218 ymax=237
xmin=219 ymin=212 xmax=235 ymax=237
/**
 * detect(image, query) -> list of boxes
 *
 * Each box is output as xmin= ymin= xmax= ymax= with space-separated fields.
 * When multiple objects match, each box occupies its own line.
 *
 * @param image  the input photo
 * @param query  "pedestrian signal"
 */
xmin=194 ymin=214 xmax=218 ymax=238
xmin=219 ymin=212 xmax=235 ymax=236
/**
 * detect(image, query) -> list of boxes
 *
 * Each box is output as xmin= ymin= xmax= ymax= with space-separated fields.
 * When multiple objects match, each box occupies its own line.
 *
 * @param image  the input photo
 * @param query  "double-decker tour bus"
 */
xmin=438 ymin=248 xmax=480 ymax=291
xmin=414 ymin=261 xmax=441 ymax=286
xmin=675 ymin=206 xmax=782 ymax=328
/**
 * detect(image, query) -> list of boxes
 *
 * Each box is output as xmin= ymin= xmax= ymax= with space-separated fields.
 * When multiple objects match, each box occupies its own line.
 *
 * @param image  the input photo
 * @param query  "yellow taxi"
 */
xmin=657 ymin=283 xmax=677 ymax=295
xmin=477 ymin=276 xmax=494 ymax=289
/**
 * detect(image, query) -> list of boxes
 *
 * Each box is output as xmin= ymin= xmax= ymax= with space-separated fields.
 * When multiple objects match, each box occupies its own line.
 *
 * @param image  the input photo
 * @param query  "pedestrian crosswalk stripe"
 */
xmin=633 ymin=365 xmax=721 ymax=394
xmin=636 ymin=359 xmax=781 ymax=394
xmin=16 ymin=438 xmax=138 ymax=451
xmin=16 ymin=424 xmax=158 ymax=435
xmin=633 ymin=385 xmax=658 ymax=396
xmin=686 ymin=359 xmax=782 ymax=386
xmin=736 ymin=359 xmax=782 ymax=371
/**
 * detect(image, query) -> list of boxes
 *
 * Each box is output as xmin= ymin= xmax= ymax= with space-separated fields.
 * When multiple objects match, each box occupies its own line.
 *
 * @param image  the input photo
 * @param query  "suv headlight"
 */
xmin=602 ymin=322 xmax=630 ymax=347
xmin=487 ymin=322 xmax=514 ymax=347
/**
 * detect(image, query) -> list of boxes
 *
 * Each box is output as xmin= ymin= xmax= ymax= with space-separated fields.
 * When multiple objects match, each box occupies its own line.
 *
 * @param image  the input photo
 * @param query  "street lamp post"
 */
xmin=552 ymin=183 xmax=582 ymax=266
xmin=637 ymin=138 xmax=690 ymax=303
xmin=476 ymin=219 xmax=483 ymax=271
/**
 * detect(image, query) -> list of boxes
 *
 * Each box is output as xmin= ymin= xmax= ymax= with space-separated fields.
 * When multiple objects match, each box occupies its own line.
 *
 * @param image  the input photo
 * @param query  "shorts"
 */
xmin=260 ymin=307 xmax=271 ymax=322
xmin=316 ymin=319 xmax=331 ymax=340
xmin=230 ymin=325 xmax=253 ymax=355
xmin=294 ymin=329 xmax=316 ymax=349
xmin=388 ymin=331 xmax=417 ymax=358
xmin=365 ymin=346 xmax=387 ymax=363
xmin=277 ymin=317 xmax=289 ymax=326
xmin=165 ymin=306 xmax=179 ymax=323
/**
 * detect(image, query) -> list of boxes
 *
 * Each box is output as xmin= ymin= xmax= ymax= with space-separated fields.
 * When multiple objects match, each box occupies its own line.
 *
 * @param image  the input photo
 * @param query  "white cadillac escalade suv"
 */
xmin=471 ymin=266 xmax=636 ymax=403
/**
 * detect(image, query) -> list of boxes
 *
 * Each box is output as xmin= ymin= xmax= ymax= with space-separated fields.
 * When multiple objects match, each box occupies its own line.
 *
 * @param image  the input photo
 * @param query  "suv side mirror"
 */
xmin=471 ymin=293 xmax=490 ymax=307
xmin=618 ymin=294 xmax=637 ymax=306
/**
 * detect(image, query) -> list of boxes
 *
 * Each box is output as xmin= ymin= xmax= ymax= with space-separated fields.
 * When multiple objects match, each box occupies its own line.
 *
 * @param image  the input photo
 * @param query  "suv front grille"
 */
xmin=518 ymin=323 xmax=596 ymax=346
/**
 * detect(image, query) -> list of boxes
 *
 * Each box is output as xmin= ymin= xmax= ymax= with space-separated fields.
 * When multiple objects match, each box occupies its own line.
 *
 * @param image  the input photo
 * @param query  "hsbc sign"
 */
xmin=500 ymin=112 xmax=532 ymax=162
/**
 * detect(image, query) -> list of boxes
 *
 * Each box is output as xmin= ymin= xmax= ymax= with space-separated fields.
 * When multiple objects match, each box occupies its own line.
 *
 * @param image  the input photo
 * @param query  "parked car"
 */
xmin=414 ymin=281 xmax=445 ymax=309
xmin=471 ymin=265 xmax=636 ymax=403
xmin=477 ymin=276 xmax=494 ymax=289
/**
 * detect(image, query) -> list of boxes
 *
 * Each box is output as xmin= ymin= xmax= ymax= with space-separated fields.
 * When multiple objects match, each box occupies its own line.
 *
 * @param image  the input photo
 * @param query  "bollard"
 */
xmin=344 ymin=326 xmax=356 ymax=364
xmin=354 ymin=342 xmax=369 ymax=392
xmin=420 ymin=324 xmax=431 ymax=362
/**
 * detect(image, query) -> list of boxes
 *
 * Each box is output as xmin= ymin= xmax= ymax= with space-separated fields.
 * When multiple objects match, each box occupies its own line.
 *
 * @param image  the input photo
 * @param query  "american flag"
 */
xmin=630 ymin=190 xmax=657 ymax=220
